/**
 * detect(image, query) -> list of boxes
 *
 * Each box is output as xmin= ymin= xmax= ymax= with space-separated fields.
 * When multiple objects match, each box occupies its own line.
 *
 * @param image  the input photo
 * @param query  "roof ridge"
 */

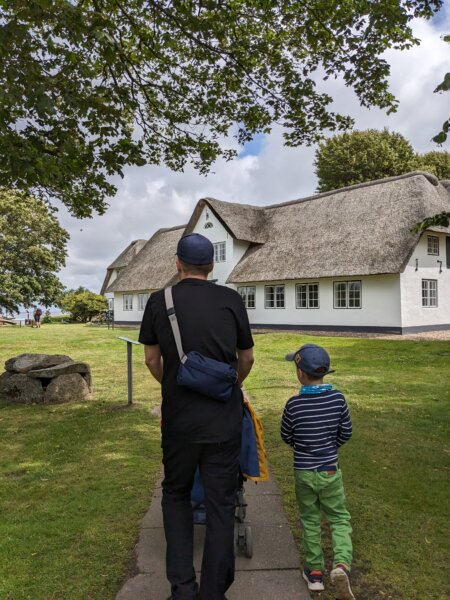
xmin=264 ymin=171 xmax=440 ymax=210
xmin=153 ymin=223 xmax=187 ymax=236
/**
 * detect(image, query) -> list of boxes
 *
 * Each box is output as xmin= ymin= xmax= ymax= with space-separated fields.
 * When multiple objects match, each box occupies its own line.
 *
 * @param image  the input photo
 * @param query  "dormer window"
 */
xmin=204 ymin=221 xmax=213 ymax=229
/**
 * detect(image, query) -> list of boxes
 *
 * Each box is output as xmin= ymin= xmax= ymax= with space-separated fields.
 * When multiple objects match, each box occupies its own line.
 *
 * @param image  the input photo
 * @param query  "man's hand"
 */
xmin=144 ymin=344 xmax=163 ymax=383
xmin=237 ymin=347 xmax=254 ymax=387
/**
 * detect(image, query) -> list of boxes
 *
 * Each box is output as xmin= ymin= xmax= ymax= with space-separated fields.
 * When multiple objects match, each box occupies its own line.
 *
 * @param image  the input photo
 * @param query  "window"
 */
xmin=238 ymin=286 xmax=256 ymax=309
xmin=123 ymin=294 xmax=133 ymax=311
xmin=204 ymin=221 xmax=213 ymax=229
xmin=214 ymin=241 xmax=226 ymax=262
xmin=138 ymin=293 xmax=149 ymax=311
xmin=427 ymin=235 xmax=439 ymax=255
xmin=333 ymin=281 xmax=361 ymax=309
xmin=265 ymin=285 xmax=285 ymax=308
xmin=422 ymin=279 xmax=438 ymax=307
xmin=296 ymin=283 xmax=319 ymax=309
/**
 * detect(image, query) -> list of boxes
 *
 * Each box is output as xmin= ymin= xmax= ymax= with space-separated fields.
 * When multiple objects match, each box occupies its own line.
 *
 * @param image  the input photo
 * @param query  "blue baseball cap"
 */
xmin=176 ymin=233 xmax=214 ymax=265
xmin=285 ymin=343 xmax=335 ymax=377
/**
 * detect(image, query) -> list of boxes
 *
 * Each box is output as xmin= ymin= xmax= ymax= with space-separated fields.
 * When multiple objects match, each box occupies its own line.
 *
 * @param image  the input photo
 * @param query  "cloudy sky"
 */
xmin=56 ymin=6 xmax=450 ymax=293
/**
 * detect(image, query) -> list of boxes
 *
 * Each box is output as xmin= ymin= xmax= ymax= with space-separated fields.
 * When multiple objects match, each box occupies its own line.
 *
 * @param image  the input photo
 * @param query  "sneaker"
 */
xmin=330 ymin=564 xmax=355 ymax=599
xmin=302 ymin=567 xmax=325 ymax=591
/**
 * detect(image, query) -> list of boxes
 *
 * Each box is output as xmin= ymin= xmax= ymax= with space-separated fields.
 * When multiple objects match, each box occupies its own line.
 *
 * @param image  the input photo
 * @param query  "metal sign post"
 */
xmin=118 ymin=337 xmax=141 ymax=405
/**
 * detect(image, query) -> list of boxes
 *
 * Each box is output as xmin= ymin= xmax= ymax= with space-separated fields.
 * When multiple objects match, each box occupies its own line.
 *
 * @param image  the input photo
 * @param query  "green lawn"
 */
xmin=0 ymin=325 xmax=449 ymax=599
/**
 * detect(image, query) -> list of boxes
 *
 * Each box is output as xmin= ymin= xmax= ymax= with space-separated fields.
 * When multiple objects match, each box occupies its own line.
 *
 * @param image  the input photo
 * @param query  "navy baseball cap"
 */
xmin=176 ymin=233 xmax=214 ymax=265
xmin=285 ymin=343 xmax=335 ymax=377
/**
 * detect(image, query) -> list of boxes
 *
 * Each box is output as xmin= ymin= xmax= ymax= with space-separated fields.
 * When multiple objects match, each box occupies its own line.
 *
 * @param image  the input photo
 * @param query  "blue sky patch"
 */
xmin=239 ymin=133 xmax=266 ymax=158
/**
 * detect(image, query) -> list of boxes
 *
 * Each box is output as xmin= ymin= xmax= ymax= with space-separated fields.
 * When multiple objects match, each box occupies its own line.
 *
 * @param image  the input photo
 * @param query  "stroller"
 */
xmin=191 ymin=467 xmax=253 ymax=558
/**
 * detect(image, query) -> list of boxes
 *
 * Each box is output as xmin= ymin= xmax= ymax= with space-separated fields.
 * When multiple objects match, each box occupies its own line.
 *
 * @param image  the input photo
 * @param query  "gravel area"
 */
xmin=252 ymin=328 xmax=450 ymax=341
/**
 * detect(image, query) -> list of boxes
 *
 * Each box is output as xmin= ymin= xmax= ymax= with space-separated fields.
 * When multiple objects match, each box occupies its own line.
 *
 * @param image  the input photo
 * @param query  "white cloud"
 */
xmin=57 ymin=14 xmax=450 ymax=292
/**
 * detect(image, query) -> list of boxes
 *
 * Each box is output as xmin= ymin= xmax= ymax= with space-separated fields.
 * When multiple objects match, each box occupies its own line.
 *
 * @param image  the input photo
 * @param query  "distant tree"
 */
xmin=0 ymin=189 xmax=68 ymax=314
xmin=0 ymin=1 xmax=442 ymax=217
xmin=416 ymin=151 xmax=450 ymax=179
xmin=414 ymin=33 xmax=450 ymax=233
xmin=59 ymin=290 xmax=107 ymax=323
xmin=314 ymin=129 xmax=417 ymax=192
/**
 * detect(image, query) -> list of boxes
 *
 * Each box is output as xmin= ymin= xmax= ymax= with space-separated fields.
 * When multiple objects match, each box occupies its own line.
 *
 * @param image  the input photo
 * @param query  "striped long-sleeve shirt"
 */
xmin=281 ymin=388 xmax=352 ymax=470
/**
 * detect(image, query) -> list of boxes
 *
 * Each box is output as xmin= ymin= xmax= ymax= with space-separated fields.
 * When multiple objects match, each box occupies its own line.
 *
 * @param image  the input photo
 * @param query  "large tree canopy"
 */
xmin=58 ymin=289 xmax=108 ymax=322
xmin=314 ymin=129 xmax=418 ymax=192
xmin=0 ymin=188 xmax=68 ymax=314
xmin=0 ymin=0 xmax=442 ymax=217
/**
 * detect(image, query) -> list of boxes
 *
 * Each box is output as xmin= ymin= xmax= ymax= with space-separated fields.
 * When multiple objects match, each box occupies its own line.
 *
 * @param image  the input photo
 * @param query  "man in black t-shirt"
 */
xmin=139 ymin=233 xmax=254 ymax=600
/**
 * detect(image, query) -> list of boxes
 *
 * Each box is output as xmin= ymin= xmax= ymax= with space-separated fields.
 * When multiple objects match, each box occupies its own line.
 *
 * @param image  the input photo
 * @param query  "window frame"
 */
xmin=427 ymin=235 xmax=439 ymax=256
xmin=264 ymin=285 xmax=285 ymax=309
xmin=295 ymin=283 xmax=319 ymax=309
xmin=238 ymin=286 xmax=256 ymax=309
xmin=422 ymin=279 xmax=438 ymax=308
xmin=213 ymin=241 xmax=226 ymax=262
xmin=138 ymin=293 xmax=149 ymax=311
xmin=333 ymin=281 xmax=362 ymax=309
xmin=123 ymin=294 xmax=133 ymax=311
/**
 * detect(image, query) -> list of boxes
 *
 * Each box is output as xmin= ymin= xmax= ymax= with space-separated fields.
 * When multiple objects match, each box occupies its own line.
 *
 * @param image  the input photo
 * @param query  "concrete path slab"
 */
xmin=116 ymin=472 xmax=311 ymax=600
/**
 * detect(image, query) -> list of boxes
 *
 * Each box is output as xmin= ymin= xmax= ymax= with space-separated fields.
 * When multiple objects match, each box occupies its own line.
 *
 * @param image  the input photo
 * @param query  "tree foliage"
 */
xmin=0 ymin=0 xmax=442 ymax=217
xmin=431 ymin=34 xmax=450 ymax=145
xmin=0 ymin=188 xmax=68 ymax=314
xmin=416 ymin=150 xmax=450 ymax=179
xmin=314 ymin=129 xmax=417 ymax=192
xmin=58 ymin=289 xmax=108 ymax=323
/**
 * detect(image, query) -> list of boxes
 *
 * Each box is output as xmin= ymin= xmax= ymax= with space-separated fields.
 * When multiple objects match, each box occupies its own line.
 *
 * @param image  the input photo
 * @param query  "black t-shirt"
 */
xmin=138 ymin=278 xmax=254 ymax=445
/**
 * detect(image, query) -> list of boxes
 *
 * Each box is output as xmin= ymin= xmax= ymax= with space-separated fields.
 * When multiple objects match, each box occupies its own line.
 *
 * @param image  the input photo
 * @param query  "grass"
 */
xmin=0 ymin=324 xmax=162 ymax=600
xmin=0 ymin=325 xmax=449 ymax=599
xmin=245 ymin=333 xmax=450 ymax=600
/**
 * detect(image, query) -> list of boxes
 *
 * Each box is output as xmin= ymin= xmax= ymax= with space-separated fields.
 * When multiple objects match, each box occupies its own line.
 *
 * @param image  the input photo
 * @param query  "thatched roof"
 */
xmin=100 ymin=239 xmax=146 ymax=294
xmin=104 ymin=171 xmax=449 ymax=293
xmin=106 ymin=226 xmax=185 ymax=293
xmin=227 ymin=172 xmax=450 ymax=283
xmin=184 ymin=198 xmax=268 ymax=243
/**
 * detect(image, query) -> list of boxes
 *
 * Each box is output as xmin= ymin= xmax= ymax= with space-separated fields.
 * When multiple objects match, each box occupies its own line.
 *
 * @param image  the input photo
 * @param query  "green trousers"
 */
xmin=294 ymin=468 xmax=352 ymax=571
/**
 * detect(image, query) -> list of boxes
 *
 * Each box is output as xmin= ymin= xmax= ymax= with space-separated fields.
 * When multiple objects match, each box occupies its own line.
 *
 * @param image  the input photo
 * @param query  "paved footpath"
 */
xmin=116 ymin=472 xmax=311 ymax=600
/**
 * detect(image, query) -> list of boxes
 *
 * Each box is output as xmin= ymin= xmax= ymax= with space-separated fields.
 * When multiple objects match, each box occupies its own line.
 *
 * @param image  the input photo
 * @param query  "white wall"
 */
xmin=237 ymin=274 xmax=402 ymax=328
xmin=192 ymin=207 xmax=249 ymax=286
xmin=113 ymin=291 xmax=154 ymax=323
xmin=400 ymin=232 xmax=450 ymax=328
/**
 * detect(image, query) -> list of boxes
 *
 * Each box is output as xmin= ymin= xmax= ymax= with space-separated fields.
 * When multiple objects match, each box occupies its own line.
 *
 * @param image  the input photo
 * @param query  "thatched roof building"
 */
xmin=227 ymin=171 xmax=450 ymax=283
xmin=107 ymin=225 xmax=186 ymax=293
xmin=100 ymin=239 xmax=146 ymax=294
xmin=105 ymin=170 xmax=449 ymax=291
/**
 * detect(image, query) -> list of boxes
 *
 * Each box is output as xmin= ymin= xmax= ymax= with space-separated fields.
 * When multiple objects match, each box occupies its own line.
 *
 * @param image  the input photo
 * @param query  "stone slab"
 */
xmin=141 ymin=500 xmax=163 ymax=529
xmin=28 ymin=361 xmax=89 ymax=378
xmin=116 ymin=573 xmax=170 ymax=600
xmin=244 ymin=477 xmax=281 ymax=496
xmin=244 ymin=493 xmax=289 ymax=525
xmin=140 ymin=493 xmax=288 ymax=530
xmin=227 ymin=569 xmax=310 ymax=600
xmin=116 ymin=569 xmax=310 ymax=600
xmin=136 ymin=521 xmax=299 ymax=574
xmin=5 ymin=354 xmax=73 ymax=373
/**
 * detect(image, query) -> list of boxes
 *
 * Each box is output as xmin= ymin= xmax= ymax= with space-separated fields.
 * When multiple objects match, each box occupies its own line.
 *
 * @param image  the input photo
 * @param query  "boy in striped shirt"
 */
xmin=281 ymin=343 xmax=354 ymax=599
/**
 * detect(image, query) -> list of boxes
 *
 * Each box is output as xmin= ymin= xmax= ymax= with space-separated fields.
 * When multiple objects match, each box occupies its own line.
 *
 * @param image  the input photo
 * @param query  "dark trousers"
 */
xmin=162 ymin=437 xmax=241 ymax=600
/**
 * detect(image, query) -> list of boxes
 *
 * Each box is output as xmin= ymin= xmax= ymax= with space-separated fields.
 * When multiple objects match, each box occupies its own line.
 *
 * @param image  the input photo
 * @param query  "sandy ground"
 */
xmin=252 ymin=329 xmax=450 ymax=341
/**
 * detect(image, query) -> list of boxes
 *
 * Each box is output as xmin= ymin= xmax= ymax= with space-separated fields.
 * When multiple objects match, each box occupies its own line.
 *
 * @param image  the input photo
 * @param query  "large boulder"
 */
xmin=44 ymin=373 xmax=92 ymax=404
xmin=5 ymin=354 xmax=73 ymax=373
xmin=0 ymin=373 xmax=44 ymax=404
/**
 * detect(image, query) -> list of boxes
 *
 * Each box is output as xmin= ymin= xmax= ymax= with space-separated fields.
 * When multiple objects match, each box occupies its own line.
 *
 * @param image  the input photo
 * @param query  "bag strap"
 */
xmin=164 ymin=287 xmax=187 ymax=363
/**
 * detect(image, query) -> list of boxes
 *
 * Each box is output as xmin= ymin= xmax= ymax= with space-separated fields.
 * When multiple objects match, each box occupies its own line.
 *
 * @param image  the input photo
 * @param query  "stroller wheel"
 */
xmin=244 ymin=525 xmax=253 ymax=558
